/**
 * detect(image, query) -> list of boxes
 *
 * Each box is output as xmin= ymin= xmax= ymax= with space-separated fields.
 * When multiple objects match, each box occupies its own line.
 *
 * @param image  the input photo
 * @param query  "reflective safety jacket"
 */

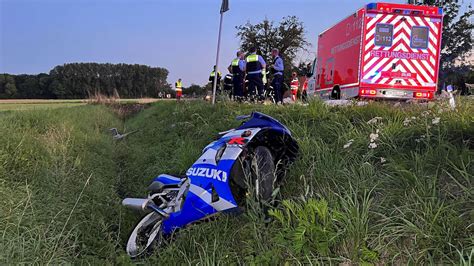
xmin=231 ymin=59 xmax=243 ymax=75
xmin=246 ymin=54 xmax=262 ymax=73
xmin=290 ymin=77 xmax=299 ymax=91
xmin=209 ymin=71 xmax=222 ymax=83
xmin=175 ymin=81 xmax=183 ymax=92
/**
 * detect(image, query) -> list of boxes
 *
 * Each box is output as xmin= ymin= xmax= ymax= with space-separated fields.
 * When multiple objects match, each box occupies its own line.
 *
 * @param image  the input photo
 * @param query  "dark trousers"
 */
xmin=272 ymin=74 xmax=283 ymax=103
xmin=302 ymin=90 xmax=308 ymax=102
xmin=232 ymin=75 xmax=244 ymax=97
xmin=214 ymin=84 xmax=221 ymax=93
xmin=247 ymin=73 xmax=264 ymax=98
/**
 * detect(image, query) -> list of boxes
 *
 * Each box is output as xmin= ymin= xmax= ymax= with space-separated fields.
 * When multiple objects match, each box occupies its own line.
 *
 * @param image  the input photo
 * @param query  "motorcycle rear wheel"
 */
xmin=126 ymin=212 xmax=163 ymax=258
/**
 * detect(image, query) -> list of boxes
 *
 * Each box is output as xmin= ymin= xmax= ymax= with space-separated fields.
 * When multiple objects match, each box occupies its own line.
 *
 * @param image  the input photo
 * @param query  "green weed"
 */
xmin=0 ymin=98 xmax=472 ymax=264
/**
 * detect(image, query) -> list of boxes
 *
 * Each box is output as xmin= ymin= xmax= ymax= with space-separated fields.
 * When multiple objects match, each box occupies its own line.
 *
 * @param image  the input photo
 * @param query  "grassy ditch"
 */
xmin=0 ymin=99 xmax=472 ymax=264
xmin=0 ymin=105 xmax=123 ymax=264
xmin=119 ymin=99 xmax=473 ymax=264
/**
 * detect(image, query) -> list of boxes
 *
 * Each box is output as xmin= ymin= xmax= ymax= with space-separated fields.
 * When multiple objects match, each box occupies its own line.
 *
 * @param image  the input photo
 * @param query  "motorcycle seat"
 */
xmin=148 ymin=174 xmax=185 ymax=193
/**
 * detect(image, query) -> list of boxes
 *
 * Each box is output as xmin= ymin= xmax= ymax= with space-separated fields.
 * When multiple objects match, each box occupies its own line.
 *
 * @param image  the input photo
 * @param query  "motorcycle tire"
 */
xmin=251 ymin=146 xmax=276 ymax=204
xmin=126 ymin=212 xmax=163 ymax=258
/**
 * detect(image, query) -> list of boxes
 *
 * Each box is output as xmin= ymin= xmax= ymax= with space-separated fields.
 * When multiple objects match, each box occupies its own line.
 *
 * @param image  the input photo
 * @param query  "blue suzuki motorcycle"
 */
xmin=122 ymin=112 xmax=298 ymax=257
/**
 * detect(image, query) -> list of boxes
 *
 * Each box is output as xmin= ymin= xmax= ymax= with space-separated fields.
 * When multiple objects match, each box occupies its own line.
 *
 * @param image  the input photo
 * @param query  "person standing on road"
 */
xmin=209 ymin=65 xmax=222 ymax=93
xmin=290 ymin=72 xmax=299 ymax=102
xmin=246 ymin=47 xmax=266 ymax=101
xmin=223 ymin=71 xmax=233 ymax=99
xmin=229 ymin=51 xmax=246 ymax=101
xmin=175 ymin=78 xmax=183 ymax=101
xmin=270 ymin=48 xmax=284 ymax=104
xmin=301 ymin=76 xmax=308 ymax=102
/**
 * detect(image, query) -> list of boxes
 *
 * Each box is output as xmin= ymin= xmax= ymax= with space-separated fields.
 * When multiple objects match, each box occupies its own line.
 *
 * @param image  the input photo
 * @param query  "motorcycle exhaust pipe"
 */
xmin=122 ymin=198 xmax=170 ymax=217
xmin=122 ymin=198 xmax=150 ymax=211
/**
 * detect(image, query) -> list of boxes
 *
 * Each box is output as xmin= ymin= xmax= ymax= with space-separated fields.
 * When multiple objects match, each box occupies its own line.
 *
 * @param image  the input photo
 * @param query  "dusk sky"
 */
xmin=1 ymin=0 xmax=439 ymax=86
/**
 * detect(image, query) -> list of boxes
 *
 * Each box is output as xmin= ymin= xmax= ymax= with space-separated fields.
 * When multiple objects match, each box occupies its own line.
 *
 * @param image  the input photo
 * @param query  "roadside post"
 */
xmin=212 ymin=0 xmax=229 ymax=105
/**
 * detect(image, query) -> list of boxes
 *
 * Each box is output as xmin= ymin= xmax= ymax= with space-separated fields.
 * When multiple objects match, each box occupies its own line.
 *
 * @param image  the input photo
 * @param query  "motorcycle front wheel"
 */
xmin=251 ymin=146 xmax=276 ymax=203
xmin=126 ymin=212 xmax=163 ymax=258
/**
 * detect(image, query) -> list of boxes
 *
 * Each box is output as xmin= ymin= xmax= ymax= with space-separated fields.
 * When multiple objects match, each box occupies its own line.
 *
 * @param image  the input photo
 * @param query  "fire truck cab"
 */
xmin=306 ymin=2 xmax=443 ymax=100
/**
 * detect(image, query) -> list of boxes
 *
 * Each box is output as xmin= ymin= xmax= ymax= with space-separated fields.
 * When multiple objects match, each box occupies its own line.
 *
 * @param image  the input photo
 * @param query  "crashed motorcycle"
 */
xmin=122 ymin=112 xmax=298 ymax=257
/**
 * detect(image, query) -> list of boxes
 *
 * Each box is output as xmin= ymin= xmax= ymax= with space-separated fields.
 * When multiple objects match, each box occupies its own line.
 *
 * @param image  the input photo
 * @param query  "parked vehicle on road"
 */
xmin=306 ymin=2 xmax=443 ymax=100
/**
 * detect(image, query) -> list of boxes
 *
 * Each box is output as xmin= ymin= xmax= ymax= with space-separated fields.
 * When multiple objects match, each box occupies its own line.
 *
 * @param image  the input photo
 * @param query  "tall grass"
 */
xmin=118 ymin=99 xmax=472 ymax=264
xmin=0 ymin=105 xmax=123 ymax=264
xmin=1 ymin=98 xmax=472 ymax=264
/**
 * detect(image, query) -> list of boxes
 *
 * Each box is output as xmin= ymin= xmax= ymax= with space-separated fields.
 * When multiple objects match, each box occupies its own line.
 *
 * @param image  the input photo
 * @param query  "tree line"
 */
xmin=0 ymin=63 xmax=171 ymax=99
xmin=424 ymin=0 xmax=473 ymax=84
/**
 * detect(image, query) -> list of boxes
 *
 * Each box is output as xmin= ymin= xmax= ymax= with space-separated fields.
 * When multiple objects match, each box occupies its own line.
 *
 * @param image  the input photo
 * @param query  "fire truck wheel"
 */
xmin=331 ymin=86 xmax=341 ymax=100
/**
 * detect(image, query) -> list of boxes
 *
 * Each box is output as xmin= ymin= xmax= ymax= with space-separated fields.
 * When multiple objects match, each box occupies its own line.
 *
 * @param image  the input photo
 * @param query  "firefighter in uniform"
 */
xmin=175 ymin=78 xmax=183 ymax=101
xmin=290 ymin=72 xmax=299 ymax=102
xmin=246 ymin=47 xmax=266 ymax=100
xmin=229 ymin=51 xmax=246 ymax=101
xmin=209 ymin=65 xmax=222 ymax=93
xmin=270 ymin=48 xmax=284 ymax=104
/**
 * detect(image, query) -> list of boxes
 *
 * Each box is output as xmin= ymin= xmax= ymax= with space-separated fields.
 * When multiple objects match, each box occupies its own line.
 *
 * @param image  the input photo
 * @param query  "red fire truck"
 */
xmin=306 ymin=2 xmax=443 ymax=100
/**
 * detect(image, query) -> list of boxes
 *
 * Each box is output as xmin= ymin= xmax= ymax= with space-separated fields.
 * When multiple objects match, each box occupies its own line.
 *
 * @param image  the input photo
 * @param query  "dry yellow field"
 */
xmin=0 ymin=98 xmax=164 ymax=111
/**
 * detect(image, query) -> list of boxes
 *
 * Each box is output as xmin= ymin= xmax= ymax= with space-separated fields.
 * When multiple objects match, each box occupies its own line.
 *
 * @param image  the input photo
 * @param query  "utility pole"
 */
xmin=211 ymin=0 xmax=229 ymax=105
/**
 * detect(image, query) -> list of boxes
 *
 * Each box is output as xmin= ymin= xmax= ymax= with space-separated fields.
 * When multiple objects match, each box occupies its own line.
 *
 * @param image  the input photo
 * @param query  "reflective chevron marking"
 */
xmin=362 ymin=12 xmax=441 ymax=87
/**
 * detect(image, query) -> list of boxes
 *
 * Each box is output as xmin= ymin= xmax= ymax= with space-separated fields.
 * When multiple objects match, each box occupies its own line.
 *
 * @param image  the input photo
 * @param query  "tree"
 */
xmin=236 ymin=16 xmax=309 ymax=80
xmin=0 ymin=74 xmax=17 ymax=98
xmin=4 ymin=83 xmax=17 ymax=98
xmin=15 ymin=75 xmax=41 ymax=98
xmin=1 ymin=63 xmax=171 ymax=99
xmin=467 ymin=67 xmax=474 ymax=84
xmin=422 ymin=1 xmax=473 ymax=72
xmin=292 ymin=61 xmax=313 ymax=76
xmin=48 ymin=80 xmax=66 ymax=98
xmin=38 ymin=73 xmax=53 ymax=98
xmin=183 ymin=84 xmax=206 ymax=96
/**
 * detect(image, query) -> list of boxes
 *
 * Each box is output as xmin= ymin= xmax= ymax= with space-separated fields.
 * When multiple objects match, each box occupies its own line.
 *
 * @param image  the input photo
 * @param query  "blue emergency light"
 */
xmin=366 ymin=3 xmax=377 ymax=10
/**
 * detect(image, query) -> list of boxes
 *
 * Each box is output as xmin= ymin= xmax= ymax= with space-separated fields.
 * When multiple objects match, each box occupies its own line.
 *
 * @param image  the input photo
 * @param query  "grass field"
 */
xmin=0 ymin=98 xmax=472 ymax=264
xmin=0 ymin=98 xmax=161 ymax=111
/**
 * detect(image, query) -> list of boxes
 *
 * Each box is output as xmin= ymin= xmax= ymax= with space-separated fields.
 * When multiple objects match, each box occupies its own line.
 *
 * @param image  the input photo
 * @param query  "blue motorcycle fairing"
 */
xmin=162 ymin=159 xmax=239 ymax=234
xmin=161 ymin=190 xmax=217 ymax=234
xmin=161 ymin=127 xmax=266 ymax=235
xmin=187 ymin=160 xmax=236 ymax=202
xmin=237 ymin=112 xmax=291 ymax=136
xmin=202 ymin=136 xmax=232 ymax=153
